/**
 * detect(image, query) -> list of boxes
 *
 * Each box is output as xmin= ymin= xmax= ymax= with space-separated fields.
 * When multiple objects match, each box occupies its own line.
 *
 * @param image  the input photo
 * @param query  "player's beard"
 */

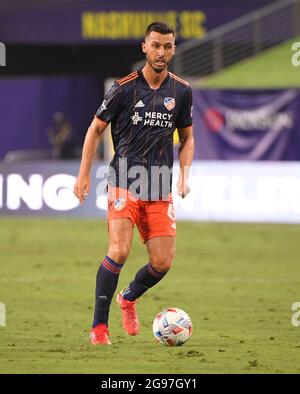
xmin=146 ymin=54 xmax=169 ymax=74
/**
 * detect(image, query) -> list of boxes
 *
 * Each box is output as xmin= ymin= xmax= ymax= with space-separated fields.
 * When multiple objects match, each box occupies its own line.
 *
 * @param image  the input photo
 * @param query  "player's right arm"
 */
xmin=74 ymin=81 xmax=123 ymax=203
xmin=73 ymin=117 xmax=108 ymax=203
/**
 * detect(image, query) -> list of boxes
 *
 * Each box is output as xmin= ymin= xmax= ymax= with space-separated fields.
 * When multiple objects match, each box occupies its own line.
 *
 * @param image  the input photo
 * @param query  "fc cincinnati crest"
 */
xmin=164 ymin=97 xmax=175 ymax=111
xmin=114 ymin=198 xmax=126 ymax=211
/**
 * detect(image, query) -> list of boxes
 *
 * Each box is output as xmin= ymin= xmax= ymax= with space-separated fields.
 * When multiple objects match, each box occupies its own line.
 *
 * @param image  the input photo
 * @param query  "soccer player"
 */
xmin=73 ymin=21 xmax=194 ymax=345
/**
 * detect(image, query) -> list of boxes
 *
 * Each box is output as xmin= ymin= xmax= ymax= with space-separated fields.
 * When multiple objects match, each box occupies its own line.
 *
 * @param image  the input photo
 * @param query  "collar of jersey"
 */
xmin=137 ymin=68 xmax=170 ymax=91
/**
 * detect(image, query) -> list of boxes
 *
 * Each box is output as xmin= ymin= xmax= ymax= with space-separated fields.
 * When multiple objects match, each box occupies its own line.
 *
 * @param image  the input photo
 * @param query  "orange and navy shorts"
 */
xmin=107 ymin=186 xmax=176 ymax=243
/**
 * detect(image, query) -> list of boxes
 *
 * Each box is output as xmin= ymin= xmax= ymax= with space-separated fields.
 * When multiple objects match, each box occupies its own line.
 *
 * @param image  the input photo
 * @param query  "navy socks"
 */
xmin=123 ymin=263 xmax=167 ymax=302
xmin=92 ymin=259 xmax=168 ymax=327
xmin=92 ymin=256 xmax=123 ymax=328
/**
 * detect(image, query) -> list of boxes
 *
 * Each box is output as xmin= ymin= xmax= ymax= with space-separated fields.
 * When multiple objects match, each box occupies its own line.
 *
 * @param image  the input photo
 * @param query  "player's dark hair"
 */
xmin=145 ymin=21 xmax=175 ymax=38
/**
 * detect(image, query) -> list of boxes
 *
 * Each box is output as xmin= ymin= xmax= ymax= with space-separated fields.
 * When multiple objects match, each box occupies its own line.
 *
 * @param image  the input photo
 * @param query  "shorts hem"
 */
xmin=142 ymin=233 xmax=176 ymax=243
xmin=107 ymin=217 xmax=135 ymax=227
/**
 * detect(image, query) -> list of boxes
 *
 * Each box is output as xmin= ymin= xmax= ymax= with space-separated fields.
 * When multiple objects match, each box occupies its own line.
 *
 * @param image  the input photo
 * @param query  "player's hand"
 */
xmin=177 ymin=177 xmax=190 ymax=199
xmin=73 ymin=174 xmax=90 ymax=204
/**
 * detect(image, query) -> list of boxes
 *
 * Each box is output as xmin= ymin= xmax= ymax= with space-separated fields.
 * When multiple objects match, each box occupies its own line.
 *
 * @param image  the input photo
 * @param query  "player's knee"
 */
xmin=150 ymin=245 xmax=175 ymax=273
xmin=150 ymin=255 xmax=174 ymax=274
xmin=107 ymin=242 xmax=130 ymax=264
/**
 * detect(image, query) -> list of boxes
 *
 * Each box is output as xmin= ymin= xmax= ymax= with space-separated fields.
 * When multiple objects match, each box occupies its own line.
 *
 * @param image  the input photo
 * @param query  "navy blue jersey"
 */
xmin=95 ymin=69 xmax=193 ymax=199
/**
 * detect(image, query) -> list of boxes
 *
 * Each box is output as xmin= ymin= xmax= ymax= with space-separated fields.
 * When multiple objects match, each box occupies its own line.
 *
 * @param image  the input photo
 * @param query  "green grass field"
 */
xmin=199 ymin=37 xmax=300 ymax=88
xmin=1 ymin=218 xmax=300 ymax=374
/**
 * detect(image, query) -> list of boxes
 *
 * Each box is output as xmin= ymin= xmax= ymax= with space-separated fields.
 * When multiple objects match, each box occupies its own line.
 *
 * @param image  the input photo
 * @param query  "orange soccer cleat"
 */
xmin=116 ymin=289 xmax=140 ymax=336
xmin=90 ymin=324 xmax=112 ymax=345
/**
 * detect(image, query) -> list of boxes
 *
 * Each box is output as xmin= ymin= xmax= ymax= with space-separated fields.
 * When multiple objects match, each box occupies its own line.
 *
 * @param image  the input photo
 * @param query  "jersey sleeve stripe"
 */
xmin=117 ymin=71 xmax=137 ymax=82
xmin=169 ymin=72 xmax=189 ymax=86
xmin=118 ymin=74 xmax=139 ymax=85
xmin=117 ymin=71 xmax=138 ymax=84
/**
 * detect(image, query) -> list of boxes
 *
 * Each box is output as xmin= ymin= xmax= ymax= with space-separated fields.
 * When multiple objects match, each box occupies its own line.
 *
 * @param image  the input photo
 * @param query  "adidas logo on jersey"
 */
xmin=135 ymin=100 xmax=145 ymax=108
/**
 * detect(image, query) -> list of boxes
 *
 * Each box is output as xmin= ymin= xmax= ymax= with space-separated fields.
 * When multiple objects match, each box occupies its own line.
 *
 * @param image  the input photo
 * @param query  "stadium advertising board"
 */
xmin=193 ymin=89 xmax=300 ymax=161
xmin=1 ymin=161 xmax=300 ymax=223
xmin=0 ymin=1 xmax=274 ymax=44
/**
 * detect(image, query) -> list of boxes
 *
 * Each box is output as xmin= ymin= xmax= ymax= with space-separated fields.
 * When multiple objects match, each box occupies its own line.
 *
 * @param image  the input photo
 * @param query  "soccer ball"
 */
xmin=152 ymin=308 xmax=193 ymax=346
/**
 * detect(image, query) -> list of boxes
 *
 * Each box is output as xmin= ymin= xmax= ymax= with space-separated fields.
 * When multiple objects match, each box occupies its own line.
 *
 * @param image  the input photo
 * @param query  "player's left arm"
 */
xmin=177 ymin=125 xmax=194 ymax=198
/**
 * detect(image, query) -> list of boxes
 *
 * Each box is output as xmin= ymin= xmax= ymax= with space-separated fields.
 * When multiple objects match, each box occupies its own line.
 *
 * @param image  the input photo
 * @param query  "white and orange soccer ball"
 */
xmin=152 ymin=308 xmax=193 ymax=346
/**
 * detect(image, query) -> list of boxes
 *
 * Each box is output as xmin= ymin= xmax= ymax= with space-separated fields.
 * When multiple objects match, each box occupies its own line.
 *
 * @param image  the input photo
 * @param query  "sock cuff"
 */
xmin=101 ymin=255 xmax=123 ymax=274
xmin=147 ymin=262 xmax=166 ymax=278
